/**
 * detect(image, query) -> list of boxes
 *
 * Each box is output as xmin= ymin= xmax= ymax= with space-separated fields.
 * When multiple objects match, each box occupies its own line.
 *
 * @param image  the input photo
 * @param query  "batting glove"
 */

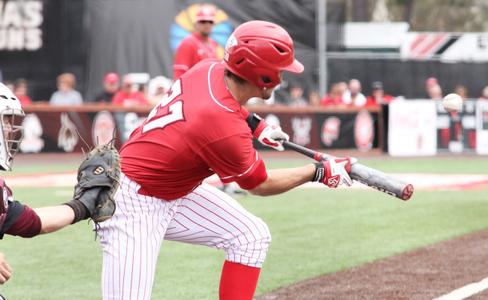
xmin=253 ymin=120 xmax=289 ymax=151
xmin=313 ymin=157 xmax=355 ymax=188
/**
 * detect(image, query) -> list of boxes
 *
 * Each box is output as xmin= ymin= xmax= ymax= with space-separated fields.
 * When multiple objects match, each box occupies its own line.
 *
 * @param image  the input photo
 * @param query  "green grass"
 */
xmin=1 ymin=181 xmax=488 ymax=299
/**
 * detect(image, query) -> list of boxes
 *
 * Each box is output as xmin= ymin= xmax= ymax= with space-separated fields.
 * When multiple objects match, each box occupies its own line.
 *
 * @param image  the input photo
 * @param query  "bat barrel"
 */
xmin=282 ymin=140 xmax=414 ymax=201
xmin=351 ymin=164 xmax=414 ymax=201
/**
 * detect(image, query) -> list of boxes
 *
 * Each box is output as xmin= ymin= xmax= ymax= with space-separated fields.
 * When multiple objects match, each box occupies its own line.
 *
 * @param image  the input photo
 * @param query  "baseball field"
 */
xmin=1 ymin=152 xmax=487 ymax=299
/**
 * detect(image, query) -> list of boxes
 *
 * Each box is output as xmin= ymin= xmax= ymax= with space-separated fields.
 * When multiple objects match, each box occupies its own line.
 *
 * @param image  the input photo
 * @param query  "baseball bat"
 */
xmin=282 ymin=141 xmax=414 ymax=201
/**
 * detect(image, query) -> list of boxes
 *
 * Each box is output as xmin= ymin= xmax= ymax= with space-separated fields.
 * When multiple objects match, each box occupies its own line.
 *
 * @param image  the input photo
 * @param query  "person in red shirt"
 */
xmin=13 ymin=79 xmax=33 ymax=106
xmin=0 ymin=83 xmax=110 ymax=285
xmin=173 ymin=4 xmax=219 ymax=79
xmin=366 ymin=81 xmax=394 ymax=107
xmin=112 ymin=75 xmax=150 ymax=106
xmin=96 ymin=21 xmax=355 ymax=300
xmin=321 ymin=82 xmax=347 ymax=106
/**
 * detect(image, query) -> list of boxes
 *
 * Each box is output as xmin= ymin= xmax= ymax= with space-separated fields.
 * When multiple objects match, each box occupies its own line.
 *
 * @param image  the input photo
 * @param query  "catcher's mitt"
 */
xmin=73 ymin=141 xmax=120 ymax=223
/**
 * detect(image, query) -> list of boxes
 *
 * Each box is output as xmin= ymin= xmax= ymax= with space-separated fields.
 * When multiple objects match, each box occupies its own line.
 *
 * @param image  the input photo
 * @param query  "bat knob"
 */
xmin=401 ymin=184 xmax=414 ymax=201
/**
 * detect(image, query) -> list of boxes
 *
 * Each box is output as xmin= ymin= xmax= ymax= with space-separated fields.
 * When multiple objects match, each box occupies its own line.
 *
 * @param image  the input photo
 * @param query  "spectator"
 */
xmin=425 ymin=77 xmax=443 ymax=99
xmin=13 ymin=78 xmax=33 ymax=106
xmin=308 ymin=90 xmax=321 ymax=106
xmin=342 ymin=79 xmax=367 ymax=107
xmin=321 ymin=82 xmax=345 ymax=106
xmin=454 ymin=84 xmax=468 ymax=100
xmin=288 ymin=84 xmax=308 ymax=107
xmin=112 ymin=75 xmax=149 ymax=107
xmin=94 ymin=72 xmax=120 ymax=103
xmin=147 ymin=76 xmax=172 ymax=106
xmin=173 ymin=4 xmax=218 ymax=79
xmin=479 ymin=86 xmax=488 ymax=100
xmin=366 ymin=81 xmax=393 ymax=107
xmin=49 ymin=73 xmax=83 ymax=105
xmin=427 ymin=84 xmax=443 ymax=100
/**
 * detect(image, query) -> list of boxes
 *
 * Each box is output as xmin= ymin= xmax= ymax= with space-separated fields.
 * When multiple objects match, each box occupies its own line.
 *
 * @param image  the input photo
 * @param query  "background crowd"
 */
xmin=4 ymin=71 xmax=488 ymax=110
xmin=2 ymin=1 xmax=488 ymax=110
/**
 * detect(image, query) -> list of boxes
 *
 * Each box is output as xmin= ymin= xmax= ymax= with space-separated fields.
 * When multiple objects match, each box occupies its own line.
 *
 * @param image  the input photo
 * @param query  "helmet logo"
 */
xmin=224 ymin=34 xmax=237 ymax=61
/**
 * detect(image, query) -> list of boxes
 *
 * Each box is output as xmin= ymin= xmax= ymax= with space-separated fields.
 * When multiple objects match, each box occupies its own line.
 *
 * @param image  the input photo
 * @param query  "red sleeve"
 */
xmin=198 ymin=134 xmax=267 ymax=190
xmin=5 ymin=205 xmax=41 ymax=238
xmin=112 ymin=92 xmax=123 ymax=105
xmin=173 ymin=39 xmax=197 ymax=80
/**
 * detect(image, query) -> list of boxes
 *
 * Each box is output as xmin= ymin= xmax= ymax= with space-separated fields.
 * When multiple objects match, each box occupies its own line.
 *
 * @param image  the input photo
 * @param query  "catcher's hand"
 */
xmin=73 ymin=141 xmax=120 ymax=223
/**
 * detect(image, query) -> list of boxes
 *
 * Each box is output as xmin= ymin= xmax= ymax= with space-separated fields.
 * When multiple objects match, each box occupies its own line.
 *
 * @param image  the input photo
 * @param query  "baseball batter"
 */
xmin=98 ymin=21 xmax=354 ymax=300
xmin=0 ymin=83 xmax=118 ymax=285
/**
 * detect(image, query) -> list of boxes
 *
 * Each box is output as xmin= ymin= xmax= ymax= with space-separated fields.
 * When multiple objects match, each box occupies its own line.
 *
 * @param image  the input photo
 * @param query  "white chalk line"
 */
xmin=3 ymin=172 xmax=488 ymax=191
xmin=433 ymin=276 xmax=488 ymax=300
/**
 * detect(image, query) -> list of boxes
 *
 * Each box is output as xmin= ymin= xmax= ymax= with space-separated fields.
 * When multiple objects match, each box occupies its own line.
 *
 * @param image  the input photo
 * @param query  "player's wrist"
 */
xmin=312 ymin=162 xmax=326 ymax=182
xmin=246 ymin=113 xmax=264 ymax=136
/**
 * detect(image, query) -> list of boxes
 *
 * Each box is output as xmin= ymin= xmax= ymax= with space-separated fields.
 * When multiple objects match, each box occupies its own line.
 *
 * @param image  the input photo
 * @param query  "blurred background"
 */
xmin=1 ymin=0 xmax=488 ymax=156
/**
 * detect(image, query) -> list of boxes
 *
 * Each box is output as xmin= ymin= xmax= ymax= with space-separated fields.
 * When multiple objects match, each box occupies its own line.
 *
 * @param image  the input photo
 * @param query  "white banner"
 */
xmin=388 ymin=100 xmax=437 ymax=156
xmin=476 ymin=101 xmax=488 ymax=155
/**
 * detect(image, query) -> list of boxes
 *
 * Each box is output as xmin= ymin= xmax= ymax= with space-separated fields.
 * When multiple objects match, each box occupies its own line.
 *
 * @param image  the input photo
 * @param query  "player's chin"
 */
xmin=261 ymin=90 xmax=274 ymax=100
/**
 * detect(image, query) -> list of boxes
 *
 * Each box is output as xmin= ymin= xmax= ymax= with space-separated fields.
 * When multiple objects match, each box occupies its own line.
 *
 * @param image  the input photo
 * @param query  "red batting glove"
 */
xmin=313 ymin=157 xmax=354 ymax=188
xmin=253 ymin=119 xmax=289 ymax=151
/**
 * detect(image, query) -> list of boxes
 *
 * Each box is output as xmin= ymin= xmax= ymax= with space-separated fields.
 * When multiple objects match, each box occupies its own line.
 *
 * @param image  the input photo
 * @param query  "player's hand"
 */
xmin=313 ymin=157 xmax=355 ymax=188
xmin=253 ymin=120 xmax=289 ymax=151
xmin=0 ymin=252 xmax=12 ymax=284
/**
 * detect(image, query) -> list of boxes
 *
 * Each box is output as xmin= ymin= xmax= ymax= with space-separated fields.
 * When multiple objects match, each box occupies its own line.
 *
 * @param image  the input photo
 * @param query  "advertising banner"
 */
xmin=436 ymin=100 xmax=477 ymax=153
xmin=388 ymin=100 xmax=437 ymax=156
xmin=255 ymin=110 xmax=379 ymax=151
xmin=21 ymin=106 xmax=380 ymax=153
xmin=476 ymin=101 xmax=488 ymax=155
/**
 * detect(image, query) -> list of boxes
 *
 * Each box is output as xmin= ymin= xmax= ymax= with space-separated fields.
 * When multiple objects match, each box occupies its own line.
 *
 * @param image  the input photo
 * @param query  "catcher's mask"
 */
xmin=0 ymin=83 xmax=25 ymax=171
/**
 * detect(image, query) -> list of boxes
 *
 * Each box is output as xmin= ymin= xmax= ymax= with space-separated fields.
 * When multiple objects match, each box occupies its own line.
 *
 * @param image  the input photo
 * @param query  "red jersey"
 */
xmin=16 ymin=94 xmax=33 ymax=106
xmin=173 ymin=32 xmax=219 ymax=80
xmin=121 ymin=60 xmax=267 ymax=200
xmin=112 ymin=91 xmax=149 ymax=106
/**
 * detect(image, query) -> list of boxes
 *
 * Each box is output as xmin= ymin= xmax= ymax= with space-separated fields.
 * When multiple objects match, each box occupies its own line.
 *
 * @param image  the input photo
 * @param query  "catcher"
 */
xmin=0 ymin=83 xmax=120 ymax=284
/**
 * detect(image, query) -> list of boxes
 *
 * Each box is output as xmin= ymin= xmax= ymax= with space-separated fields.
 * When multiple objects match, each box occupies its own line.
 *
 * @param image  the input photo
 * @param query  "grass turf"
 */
xmin=1 ymin=183 xmax=487 ymax=299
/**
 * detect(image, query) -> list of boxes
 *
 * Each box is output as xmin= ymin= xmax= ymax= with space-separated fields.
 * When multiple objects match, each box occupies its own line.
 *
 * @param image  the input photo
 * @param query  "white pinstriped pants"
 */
xmin=97 ymin=173 xmax=271 ymax=300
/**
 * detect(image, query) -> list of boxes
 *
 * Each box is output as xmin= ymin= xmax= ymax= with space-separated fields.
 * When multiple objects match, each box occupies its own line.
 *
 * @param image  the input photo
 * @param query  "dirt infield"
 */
xmin=257 ymin=229 xmax=488 ymax=300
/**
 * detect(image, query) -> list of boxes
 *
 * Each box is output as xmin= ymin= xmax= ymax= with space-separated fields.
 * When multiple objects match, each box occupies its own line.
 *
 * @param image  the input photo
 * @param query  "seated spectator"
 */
xmin=366 ymin=81 xmax=393 ymax=107
xmin=342 ymin=79 xmax=367 ymax=107
xmin=13 ymin=78 xmax=33 ymax=106
xmin=147 ymin=76 xmax=172 ymax=106
xmin=94 ymin=72 xmax=120 ymax=103
xmin=321 ymin=82 xmax=345 ymax=106
xmin=288 ymin=84 xmax=308 ymax=107
xmin=479 ymin=86 xmax=488 ymax=100
xmin=425 ymin=77 xmax=443 ymax=99
xmin=308 ymin=90 xmax=321 ymax=106
xmin=454 ymin=84 xmax=468 ymax=100
xmin=49 ymin=73 xmax=83 ymax=105
xmin=112 ymin=75 xmax=149 ymax=107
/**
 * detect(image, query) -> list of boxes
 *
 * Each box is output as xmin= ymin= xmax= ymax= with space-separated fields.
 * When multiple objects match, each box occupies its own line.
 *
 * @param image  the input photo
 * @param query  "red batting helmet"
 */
xmin=224 ymin=20 xmax=304 ymax=88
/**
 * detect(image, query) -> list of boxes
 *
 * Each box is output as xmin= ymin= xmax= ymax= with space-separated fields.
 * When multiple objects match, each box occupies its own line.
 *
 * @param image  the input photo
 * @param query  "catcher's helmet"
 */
xmin=0 ymin=83 xmax=25 ymax=171
xmin=224 ymin=20 xmax=304 ymax=88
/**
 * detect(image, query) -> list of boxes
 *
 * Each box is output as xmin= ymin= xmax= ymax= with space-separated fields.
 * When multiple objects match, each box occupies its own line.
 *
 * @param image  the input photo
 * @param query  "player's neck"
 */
xmin=224 ymin=75 xmax=259 ymax=105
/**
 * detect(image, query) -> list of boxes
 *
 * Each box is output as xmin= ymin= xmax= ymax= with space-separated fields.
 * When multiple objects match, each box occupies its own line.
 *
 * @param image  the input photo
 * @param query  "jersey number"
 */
xmin=142 ymin=79 xmax=184 ymax=133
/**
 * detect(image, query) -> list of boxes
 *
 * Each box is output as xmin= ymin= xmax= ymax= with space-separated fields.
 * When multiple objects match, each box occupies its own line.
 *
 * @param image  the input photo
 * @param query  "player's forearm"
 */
xmin=249 ymin=164 xmax=315 ymax=196
xmin=35 ymin=205 xmax=75 ymax=234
